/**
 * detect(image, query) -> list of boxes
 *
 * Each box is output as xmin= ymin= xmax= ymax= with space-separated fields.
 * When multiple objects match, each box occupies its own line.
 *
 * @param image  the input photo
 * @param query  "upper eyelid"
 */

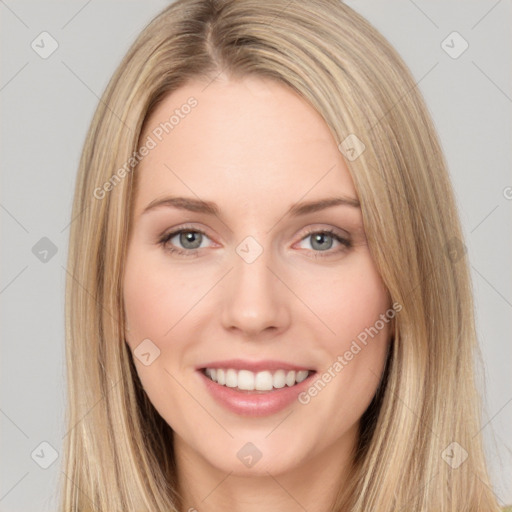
xmin=160 ymin=224 xmax=351 ymax=247
xmin=160 ymin=224 xmax=213 ymax=242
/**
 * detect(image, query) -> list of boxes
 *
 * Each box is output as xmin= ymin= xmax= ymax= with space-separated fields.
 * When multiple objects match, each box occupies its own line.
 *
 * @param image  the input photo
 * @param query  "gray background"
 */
xmin=1 ymin=1 xmax=510 ymax=510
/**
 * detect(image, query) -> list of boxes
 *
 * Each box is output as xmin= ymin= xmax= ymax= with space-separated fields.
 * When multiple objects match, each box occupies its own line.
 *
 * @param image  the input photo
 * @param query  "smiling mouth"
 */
xmin=200 ymin=367 xmax=316 ymax=393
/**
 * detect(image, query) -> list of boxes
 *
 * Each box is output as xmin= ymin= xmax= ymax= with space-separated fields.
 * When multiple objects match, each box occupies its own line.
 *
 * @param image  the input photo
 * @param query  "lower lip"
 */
xmin=197 ymin=370 xmax=316 ymax=417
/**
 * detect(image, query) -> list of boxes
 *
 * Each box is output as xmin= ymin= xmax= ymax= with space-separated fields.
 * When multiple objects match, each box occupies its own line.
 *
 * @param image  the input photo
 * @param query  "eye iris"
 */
xmin=311 ymin=233 xmax=333 ymax=251
xmin=180 ymin=231 xmax=202 ymax=249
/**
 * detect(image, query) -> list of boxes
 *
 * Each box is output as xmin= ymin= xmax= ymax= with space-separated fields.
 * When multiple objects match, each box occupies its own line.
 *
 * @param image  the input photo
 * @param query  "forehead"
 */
xmin=134 ymin=76 xmax=357 ymax=215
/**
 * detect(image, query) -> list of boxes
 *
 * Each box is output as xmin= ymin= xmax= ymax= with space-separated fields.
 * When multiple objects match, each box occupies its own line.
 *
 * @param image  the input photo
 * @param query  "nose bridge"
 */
xmin=220 ymin=234 xmax=290 ymax=335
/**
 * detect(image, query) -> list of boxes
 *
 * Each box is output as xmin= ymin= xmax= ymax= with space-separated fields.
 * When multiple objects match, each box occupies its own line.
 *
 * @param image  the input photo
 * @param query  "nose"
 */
xmin=220 ymin=243 xmax=291 ymax=338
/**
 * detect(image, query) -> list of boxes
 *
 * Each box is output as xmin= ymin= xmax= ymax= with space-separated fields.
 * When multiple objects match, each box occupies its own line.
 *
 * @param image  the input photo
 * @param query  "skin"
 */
xmin=123 ymin=74 xmax=392 ymax=512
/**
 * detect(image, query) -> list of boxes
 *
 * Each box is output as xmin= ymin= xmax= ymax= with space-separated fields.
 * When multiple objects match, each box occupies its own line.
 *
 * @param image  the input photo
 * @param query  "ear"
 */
xmin=124 ymin=323 xmax=131 ymax=345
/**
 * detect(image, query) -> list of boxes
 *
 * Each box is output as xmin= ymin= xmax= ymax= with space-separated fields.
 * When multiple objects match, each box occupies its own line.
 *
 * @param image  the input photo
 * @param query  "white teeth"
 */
xmin=273 ymin=369 xmax=286 ymax=389
xmin=225 ymin=369 xmax=238 ymax=387
xmin=203 ymin=368 xmax=312 ymax=390
xmin=237 ymin=370 xmax=254 ymax=390
xmin=255 ymin=371 xmax=273 ymax=391
xmin=285 ymin=371 xmax=296 ymax=387
xmin=296 ymin=370 xmax=309 ymax=383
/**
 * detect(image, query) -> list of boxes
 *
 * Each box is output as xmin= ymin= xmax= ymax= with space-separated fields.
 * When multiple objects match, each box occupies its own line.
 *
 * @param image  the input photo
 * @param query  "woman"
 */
xmin=60 ymin=0 xmax=503 ymax=510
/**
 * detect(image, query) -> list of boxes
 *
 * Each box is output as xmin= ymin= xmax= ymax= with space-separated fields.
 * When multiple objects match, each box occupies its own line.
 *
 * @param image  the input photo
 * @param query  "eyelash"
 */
xmin=157 ymin=225 xmax=352 ymax=259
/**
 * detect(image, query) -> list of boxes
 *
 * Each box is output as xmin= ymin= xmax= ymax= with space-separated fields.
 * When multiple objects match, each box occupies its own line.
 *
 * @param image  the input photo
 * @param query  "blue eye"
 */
xmin=158 ymin=226 xmax=352 ymax=258
xmin=297 ymin=228 xmax=352 ymax=258
xmin=158 ymin=227 xmax=210 ymax=257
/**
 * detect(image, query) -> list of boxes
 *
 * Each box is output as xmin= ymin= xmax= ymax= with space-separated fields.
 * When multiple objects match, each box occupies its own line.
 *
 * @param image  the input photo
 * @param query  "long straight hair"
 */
xmin=60 ymin=1 xmax=501 ymax=510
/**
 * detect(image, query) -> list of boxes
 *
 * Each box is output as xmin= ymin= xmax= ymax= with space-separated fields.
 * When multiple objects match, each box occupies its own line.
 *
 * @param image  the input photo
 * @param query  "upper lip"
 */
xmin=197 ymin=359 xmax=315 ymax=373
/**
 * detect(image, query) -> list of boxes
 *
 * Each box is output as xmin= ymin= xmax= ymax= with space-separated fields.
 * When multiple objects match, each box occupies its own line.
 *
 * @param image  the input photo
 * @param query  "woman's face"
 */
xmin=123 ymin=75 xmax=392 ymax=478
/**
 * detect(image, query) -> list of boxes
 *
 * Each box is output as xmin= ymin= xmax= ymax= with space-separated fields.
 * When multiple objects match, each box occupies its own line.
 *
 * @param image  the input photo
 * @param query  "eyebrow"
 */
xmin=141 ymin=195 xmax=360 ymax=217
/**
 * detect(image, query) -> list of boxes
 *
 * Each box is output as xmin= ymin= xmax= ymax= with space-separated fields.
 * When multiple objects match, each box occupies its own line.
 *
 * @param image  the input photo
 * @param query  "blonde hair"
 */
xmin=60 ymin=0 xmax=501 ymax=510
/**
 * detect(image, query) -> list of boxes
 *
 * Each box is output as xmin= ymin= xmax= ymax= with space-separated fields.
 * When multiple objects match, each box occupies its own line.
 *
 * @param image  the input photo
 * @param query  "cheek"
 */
xmin=124 ymin=266 xmax=170 ymax=344
xmin=306 ymin=255 xmax=391 ymax=345
xmin=122 ymin=247 xmax=199 ymax=419
xmin=123 ymin=247 xmax=202 ymax=346
xmin=300 ymin=254 xmax=392 ymax=411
